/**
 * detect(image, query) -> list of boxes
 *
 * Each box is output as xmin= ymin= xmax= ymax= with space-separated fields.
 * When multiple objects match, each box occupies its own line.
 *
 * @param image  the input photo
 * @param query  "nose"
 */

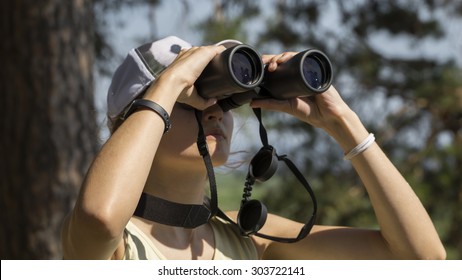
xmin=202 ymin=104 xmax=224 ymax=122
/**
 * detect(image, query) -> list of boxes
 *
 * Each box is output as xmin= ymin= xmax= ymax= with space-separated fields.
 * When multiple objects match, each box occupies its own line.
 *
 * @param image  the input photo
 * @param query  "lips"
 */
xmin=205 ymin=127 xmax=226 ymax=140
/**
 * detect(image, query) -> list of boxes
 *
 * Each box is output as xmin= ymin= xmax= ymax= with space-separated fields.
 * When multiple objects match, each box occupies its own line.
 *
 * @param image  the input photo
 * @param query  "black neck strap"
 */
xmin=134 ymin=193 xmax=211 ymax=228
xmin=194 ymin=109 xmax=219 ymax=217
xmin=255 ymin=107 xmax=317 ymax=242
xmin=218 ymin=108 xmax=317 ymax=243
xmin=133 ymin=106 xmax=317 ymax=243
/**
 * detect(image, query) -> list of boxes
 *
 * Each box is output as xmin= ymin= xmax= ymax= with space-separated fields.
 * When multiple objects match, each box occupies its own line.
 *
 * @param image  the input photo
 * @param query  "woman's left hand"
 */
xmin=251 ymin=53 xmax=354 ymax=134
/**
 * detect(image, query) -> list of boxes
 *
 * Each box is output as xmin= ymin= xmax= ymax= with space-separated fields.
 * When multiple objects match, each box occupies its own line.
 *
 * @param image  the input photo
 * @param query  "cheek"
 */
xmin=171 ymin=114 xmax=197 ymax=140
xmin=224 ymin=112 xmax=234 ymax=139
xmin=158 ymin=110 xmax=199 ymax=156
xmin=171 ymin=107 xmax=199 ymax=136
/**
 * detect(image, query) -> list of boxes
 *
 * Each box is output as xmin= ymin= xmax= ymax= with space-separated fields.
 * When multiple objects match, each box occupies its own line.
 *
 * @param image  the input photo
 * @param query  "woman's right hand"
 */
xmin=155 ymin=45 xmax=226 ymax=110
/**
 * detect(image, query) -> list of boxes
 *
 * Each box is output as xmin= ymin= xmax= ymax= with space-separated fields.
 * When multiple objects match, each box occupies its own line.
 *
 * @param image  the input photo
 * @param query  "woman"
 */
xmin=61 ymin=36 xmax=445 ymax=260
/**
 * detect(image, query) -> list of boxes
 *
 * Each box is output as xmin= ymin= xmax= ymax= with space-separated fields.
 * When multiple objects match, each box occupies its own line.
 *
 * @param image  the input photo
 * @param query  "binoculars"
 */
xmin=195 ymin=43 xmax=333 ymax=111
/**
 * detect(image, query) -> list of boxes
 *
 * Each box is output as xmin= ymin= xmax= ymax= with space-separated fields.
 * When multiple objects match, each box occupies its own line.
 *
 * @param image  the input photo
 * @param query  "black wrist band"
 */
xmin=123 ymin=99 xmax=171 ymax=133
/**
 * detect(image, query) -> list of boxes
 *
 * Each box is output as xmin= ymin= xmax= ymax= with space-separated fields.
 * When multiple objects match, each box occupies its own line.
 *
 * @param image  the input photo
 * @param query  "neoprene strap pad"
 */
xmin=134 ymin=193 xmax=211 ymax=228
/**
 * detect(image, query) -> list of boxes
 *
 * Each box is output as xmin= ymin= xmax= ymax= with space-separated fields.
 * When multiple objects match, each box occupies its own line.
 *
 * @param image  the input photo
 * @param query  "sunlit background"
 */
xmin=89 ymin=0 xmax=462 ymax=259
xmin=2 ymin=0 xmax=461 ymax=259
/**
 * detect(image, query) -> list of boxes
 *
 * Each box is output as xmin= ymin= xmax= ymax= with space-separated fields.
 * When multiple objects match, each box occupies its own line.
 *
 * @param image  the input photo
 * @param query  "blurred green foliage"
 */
xmin=192 ymin=0 xmax=462 ymax=259
xmin=95 ymin=0 xmax=461 ymax=259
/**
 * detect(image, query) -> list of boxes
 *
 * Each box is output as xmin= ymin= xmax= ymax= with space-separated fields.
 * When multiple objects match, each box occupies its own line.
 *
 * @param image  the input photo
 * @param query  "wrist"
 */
xmin=142 ymin=75 xmax=183 ymax=109
xmin=323 ymin=110 xmax=370 ymax=153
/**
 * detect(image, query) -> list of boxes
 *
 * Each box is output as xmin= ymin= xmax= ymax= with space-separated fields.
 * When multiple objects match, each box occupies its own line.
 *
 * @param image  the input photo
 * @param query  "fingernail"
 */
xmin=208 ymin=98 xmax=217 ymax=106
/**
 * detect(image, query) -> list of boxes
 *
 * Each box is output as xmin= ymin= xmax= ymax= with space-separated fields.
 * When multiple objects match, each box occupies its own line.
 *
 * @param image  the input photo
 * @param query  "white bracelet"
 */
xmin=343 ymin=133 xmax=375 ymax=160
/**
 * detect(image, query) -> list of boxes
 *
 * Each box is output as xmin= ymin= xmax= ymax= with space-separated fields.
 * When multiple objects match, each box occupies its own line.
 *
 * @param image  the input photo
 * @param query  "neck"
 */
xmin=145 ymin=163 xmax=208 ymax=205
xmin=135 ymin=162 xmax=213 ymax=229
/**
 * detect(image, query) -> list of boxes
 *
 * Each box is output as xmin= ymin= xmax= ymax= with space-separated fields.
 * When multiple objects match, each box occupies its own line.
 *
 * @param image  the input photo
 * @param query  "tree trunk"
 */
xmin=0 ymin=0 xmax=99 ymax=259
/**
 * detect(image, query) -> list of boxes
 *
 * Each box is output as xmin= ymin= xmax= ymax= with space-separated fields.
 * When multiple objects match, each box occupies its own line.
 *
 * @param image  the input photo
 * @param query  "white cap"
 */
xmin=107 ymin=36 xmax=243 ymax=120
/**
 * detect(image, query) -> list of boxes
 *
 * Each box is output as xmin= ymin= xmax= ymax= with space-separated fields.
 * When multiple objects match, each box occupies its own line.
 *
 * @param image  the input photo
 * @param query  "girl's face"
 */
xmin=155 ymin=103 xmax=234 ymax=171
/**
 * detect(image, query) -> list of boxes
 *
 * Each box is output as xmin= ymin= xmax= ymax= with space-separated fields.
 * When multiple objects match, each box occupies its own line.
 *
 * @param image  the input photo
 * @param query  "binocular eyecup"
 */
xmin=195 ymin=43 xmax=333 ymax=111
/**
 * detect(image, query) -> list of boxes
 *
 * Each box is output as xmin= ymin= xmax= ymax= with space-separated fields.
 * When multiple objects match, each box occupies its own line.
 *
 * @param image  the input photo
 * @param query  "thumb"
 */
xmin=179 ymin=86 xmax=217 ymax=110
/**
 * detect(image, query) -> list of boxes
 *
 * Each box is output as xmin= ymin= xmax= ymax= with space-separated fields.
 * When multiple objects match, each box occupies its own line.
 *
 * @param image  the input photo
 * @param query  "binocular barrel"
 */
xmin=261 ymin=49 xmax=333 ymax=99
xmin=195 ymin=44 xmax=333 ymax=111
xmin=195 ymin=44 xmax=265 ymax=99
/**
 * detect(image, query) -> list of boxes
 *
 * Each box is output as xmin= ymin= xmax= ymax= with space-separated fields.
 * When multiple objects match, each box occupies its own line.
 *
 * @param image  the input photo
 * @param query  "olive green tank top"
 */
xmin=123 ymin=216 xmax=258 ymax=260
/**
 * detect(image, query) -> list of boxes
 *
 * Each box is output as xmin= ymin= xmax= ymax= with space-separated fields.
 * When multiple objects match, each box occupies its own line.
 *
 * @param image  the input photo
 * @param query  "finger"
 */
xmin=275 ymin=52 xmax=296 ymax=63
xmin=271 ymin=52 xmax=286 ymax=64
xmin=215 ymin=44 xmax=226 ymax=54
xmin=192 ymin=45 xmax=227 ymax=66
xmin=267 ymin=61 xmax=278 ymax=72
xmin=179 ymin=86 xmax=217 ymax=110
xmin=264 ymin=52 xmax=298 ymax=72
xmin=262 ymin=54 xmax=281 ymax=72
xmin=249 ymin=98 xmax=292 ymax=113
xmin=178 ymin=97 xmax=217 ymax=111
xmin=262 ymin=54 xmax=277 ymax=64
xmin=196 ymin=45 xmax=226 ymax=56
xmin=176 ymin=46 xmax=197 ymax=58
xmin=193 ymin=97 xmax=218 ymax=110
xmin=175 ymin=45 xmax=223 ymax=63
xmin=250 ymin=97 xmax=316 ymax=123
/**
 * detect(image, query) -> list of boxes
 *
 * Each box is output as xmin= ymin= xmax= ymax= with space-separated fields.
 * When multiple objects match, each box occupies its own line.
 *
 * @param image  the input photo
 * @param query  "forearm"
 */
xmin=76 ymin=78 xmax=180 ymax=234
xmin=327 ymin=111 xmax=445 ymax=259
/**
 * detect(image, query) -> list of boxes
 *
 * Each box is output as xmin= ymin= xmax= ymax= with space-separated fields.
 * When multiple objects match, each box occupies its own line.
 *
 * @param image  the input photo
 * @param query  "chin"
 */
xmin=211 ymin=155 xmax=229 ymax=167
xmin=208 ymin=146 xmax=230 ymax=167
xmin=210 ymin=149 xmax=230 ymax=166
xmin=207 ymin=142 xmax=229 ymax=163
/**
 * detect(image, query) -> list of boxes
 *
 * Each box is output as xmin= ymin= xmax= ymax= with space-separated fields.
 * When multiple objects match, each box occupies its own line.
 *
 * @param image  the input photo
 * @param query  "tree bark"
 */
xmin=0 ymin=0 xmax=99 ymax=259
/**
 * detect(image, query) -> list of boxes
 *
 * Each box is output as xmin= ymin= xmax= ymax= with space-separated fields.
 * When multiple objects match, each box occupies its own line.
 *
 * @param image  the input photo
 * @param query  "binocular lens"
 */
xmin=195 ymin=44 xmax=263 ymax=99
xmin=257 ymin=49 xmax=332 ymax=100
xmin=303 ymin=57 xmax=323 ymax=90
xmin=231 ymin=51 xmax=256 ymax=85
